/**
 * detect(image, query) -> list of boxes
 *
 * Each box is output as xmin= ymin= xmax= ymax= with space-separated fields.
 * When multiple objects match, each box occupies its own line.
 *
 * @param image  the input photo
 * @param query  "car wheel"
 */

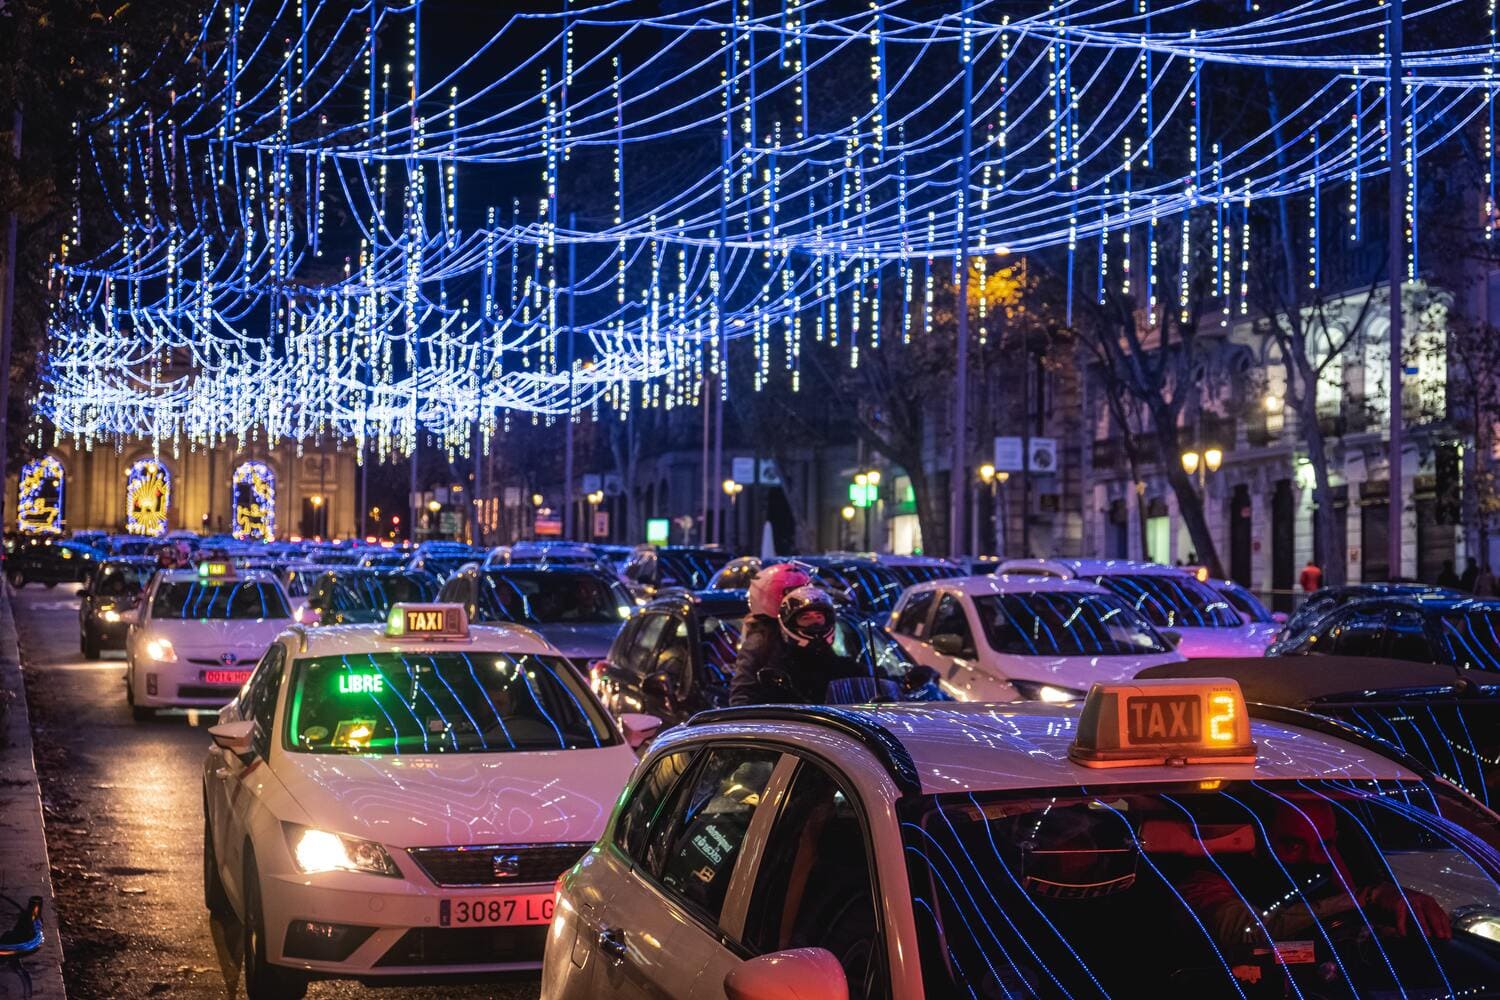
xmin=81 ymin=626 xmax=101 ymax=661
xmin=202 ymin=810 xmax=231 ymax=916
xmin=242 ymin=851 xmax=307 ymax=1000
xmin=125 ymin=672 xmax=154 ymax=722
xmin=7 ymin=570 xmax=24 ymax=589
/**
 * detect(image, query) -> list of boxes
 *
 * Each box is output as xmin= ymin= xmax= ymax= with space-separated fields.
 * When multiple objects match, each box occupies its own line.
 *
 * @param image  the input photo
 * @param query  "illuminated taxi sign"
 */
xmin=1069 ymin=678 xmax=1255 ymax=769
xmin=384 ymin=603 xmax=468 ymax=640
xmin=197 ymin=560 xmax=235 ymax=578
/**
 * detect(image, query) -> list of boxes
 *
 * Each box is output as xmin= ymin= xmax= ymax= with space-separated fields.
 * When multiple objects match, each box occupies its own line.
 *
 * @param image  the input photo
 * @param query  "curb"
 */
xmin=0 ymin=587 xmax=67 ymax=1000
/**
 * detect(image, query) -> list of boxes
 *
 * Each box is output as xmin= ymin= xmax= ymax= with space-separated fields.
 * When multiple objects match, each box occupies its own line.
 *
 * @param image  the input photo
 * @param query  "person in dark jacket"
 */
xmin=1436 ymin=559 xmax=1461 ymax=589
xmin=1461 ymin=556 xmax=1480 ymax=593
xmin=729 ymin=586 xmax=869 ymax=705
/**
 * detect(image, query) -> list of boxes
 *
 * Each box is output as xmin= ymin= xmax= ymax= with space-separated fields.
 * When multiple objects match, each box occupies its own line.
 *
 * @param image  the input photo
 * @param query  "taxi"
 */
xmin=545 ymin=680 xmax=1500 ymax=999
xmin=126 ymin=561 xmax=293 ymax=721
xmin=202 ymin=604 xmax=659 ymax=999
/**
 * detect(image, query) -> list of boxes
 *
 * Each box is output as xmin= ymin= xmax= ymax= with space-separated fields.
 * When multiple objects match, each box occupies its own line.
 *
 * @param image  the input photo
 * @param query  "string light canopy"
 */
xmin=42 ymin=0 xmax=1495 ymax=455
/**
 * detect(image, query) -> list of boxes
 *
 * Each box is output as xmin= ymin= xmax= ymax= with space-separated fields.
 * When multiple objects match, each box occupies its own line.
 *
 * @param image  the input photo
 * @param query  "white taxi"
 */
xmin=202 ymin=604 xmax=659 ymax=999
xmin=888 ymin=574 xmax=1185 ymax=702
xmin=545 ymin=680 xmax=1500 ymax=999
xmin=126 ymin=561 xmax=294 ymax=720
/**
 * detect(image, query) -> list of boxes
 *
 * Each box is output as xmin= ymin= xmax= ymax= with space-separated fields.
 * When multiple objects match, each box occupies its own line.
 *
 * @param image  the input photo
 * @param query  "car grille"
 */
xmin=373 ymin=926 xmax=548 ymax=967
xmin=407 ymin=843 xmax=591 ymax=887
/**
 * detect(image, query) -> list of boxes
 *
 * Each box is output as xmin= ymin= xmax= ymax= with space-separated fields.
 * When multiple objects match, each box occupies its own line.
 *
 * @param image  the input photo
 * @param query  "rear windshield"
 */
xmin=1217 ymin=581 xmax=1274 ymax=623
xmin=1437 ymin=609 xmax=1500 ymax=672
xmin=973 ymin=591 xmax=1169 ymax=656
xmin=886 ymin=563 xmax=964 ymax=588
xmin=94 ymin=563 xmax=153 ymax=597
xmin=657 ymin=550 xmax=731 ymax=589
xmin=1089 ymin=573 xmax=1242 ymax=629
xmin=285 ymin=651 xmax=616 ymax=754
xmin=477 ymin=571 xmax=628 ymax=625
xmin=150 ymin=581 xmax=289 ymax=620
xmin=321 ymin=572 xmax=439 ymax=616
xmin=810 ymin=563 xmax=904 ymax=614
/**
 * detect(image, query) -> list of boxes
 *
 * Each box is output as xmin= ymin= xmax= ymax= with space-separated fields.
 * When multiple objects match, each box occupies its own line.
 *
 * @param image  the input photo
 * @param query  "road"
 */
xmin=17 ymin=585 xmax=541 ymax=1000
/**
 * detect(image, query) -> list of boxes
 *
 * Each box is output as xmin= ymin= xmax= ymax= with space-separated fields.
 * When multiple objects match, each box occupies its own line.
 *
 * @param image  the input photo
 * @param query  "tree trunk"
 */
xmin=908 ymin=462 xmax=947 ymax=557
xmin=1295 ymin=388 xmax=1347 ymax=586
xmin=1148 ymin=406 xmax=1224 ymax=576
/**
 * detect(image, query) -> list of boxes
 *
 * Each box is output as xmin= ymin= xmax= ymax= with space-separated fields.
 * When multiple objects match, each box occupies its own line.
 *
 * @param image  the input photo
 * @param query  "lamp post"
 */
xmin=587 ymin=490 xmax=604 ymax=541
xmin=841 ymin=504 xmax=856 ymax=549
xmin=530 ymin=492 xmax=543 ymax=541
xmin=722 ymin=480 xmax=744 ymax=551
xmin=978 ymin=464 xmax=1011 ymax=557
xmin=851 ymin=469 xmax=880 ymax=552
xmin=1180 ymin=447 xmax=1223 ymax=563
xmin=309 ymin=494 xmax=325 ymax=539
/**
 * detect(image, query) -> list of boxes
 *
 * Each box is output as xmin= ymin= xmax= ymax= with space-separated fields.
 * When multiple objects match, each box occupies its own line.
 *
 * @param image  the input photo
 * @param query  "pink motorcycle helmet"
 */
xmin=746 ymin=563 xmax=812 ymax=618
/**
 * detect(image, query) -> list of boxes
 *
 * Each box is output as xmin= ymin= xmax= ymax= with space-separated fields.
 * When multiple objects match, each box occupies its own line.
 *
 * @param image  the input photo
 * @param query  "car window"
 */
xmin=150 ymin=580 xmax=290 ymax=620
xmin=893 ymin=590 xmax=937 ymax=638
xmin=625 ymin=613 xmax=673 ymax=674
xmin=973 ymin=591 xmax=1169 ymax=656
xmin=699 ymin=615 xmax=741 ymax=688
xmin=1331 ymin=606 xmax=1387 ymax=657
xmin=654 ymin=616 xmax=693 ymax=691
xmin=649 ymin=747 xmax=780 ymax=922
xmin=613 ymin=749 xmax=697 ymax=863
xmin=476 ymin=570 xmax=626 ymax=625
xmin=1384 ymin=607 xmax=1436 ymax=663
xmin=929 ymin=594 xmax=974 ymax=655
xmin=743 ymin=761 xmax=882 ymax=998
xmin=1091 ymin=573 xmax=1242 ymax=629
xmin=245 ymin=644 xmax=287 ymax=757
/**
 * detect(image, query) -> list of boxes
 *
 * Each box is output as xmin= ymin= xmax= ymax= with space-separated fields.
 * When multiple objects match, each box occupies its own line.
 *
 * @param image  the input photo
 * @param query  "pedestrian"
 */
xmin=1436 ymin=559 xmax=1461 ymax=589
xmin=1299 ymin=558 xmax=1323 ymax=593
xmin=1461 ymin=556 xmax=1480 ymax=592
xmin=1477 ymin=565 xmax=1497 ymax=597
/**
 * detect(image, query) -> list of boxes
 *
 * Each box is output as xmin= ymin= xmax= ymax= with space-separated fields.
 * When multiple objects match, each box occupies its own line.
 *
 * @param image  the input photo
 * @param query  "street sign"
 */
xmin=593 ymin=511 xmax=610 ymax=538
xmin=439 ymin=511 xmax=460 ymax=535
xmin=994 ymin=437 xmax=1024 ymax=471
xmin=535 ymin=514 xmax=563 ymax=537
xmin=603 ymin=474 xmax=623 ymax=496
xmin=581 ymin=473 xmax=602 ymax=494
xmin=1029 ymin=438 xmax=1058 ymax=472
xmin=731 ymin=457 xmax=756 ymax=484
xmin=646 ymin=517 xmax=670 ymax=546
xmin=758 ymin=459 xmax=781 ymax=485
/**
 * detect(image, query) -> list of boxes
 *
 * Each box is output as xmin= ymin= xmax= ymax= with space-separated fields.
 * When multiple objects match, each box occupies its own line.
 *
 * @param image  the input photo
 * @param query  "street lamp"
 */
xmin=722 ymin=479 xmax=744 ymax=551
xmin=854 ymin=469 xmax=881 ymax=552
xmin=978 ymin=464 xmax=1010 ymax=556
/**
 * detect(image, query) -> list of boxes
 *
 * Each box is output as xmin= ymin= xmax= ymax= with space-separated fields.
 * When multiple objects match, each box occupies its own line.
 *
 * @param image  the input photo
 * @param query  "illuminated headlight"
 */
xmin=1012 ymin=680 xmax=1087 ymax=703
xmin=143 ymin=638 xmax=177 ymax=662
xmin=100 ymin=609 xmax=122 ymax=623
xmin=284 ymin=825 xmax=400 ymax=877
xmin=617 ymin=605 xmax=631 ymax=620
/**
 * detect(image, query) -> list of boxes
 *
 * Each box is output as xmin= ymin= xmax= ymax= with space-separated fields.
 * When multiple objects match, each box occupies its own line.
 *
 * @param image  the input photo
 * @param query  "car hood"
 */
xmin=1172 ymin=624 xmax=1278 ymax=659
xmin=528 ymin=622 xmax=622 ymax=659
xmin=141 ymin=618 xmax=290 ymax=657
xmin=998 ymin=649 xmax=1187 ymax=690
xmin=275 ymin=745 xmax=637 ymax=848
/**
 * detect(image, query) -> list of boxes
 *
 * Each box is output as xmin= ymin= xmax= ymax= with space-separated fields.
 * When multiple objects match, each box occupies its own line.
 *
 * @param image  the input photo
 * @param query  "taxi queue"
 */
xmin=47 ymin=532 xmax=1500 ymax=999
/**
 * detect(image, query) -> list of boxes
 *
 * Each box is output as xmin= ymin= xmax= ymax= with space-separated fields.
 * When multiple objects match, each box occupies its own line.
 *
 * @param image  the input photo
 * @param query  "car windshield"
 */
xmin=1437 ymin=608 xmax=1500 ymax=672
xmin=810 ymin=563 xmax=904 ymax=613
xmin=1090 ymin=573 xmax=1243 ymax=629
xmin=359 ymin=552 xmax=408 ymax=568
xmin=95 ymin=564 xmax=152 ymax=597
xmin=285 ymin=651 xmax=616 ymax=754
xmin=886 ymin=563 xmax=964 ymax=588
xmin=418 ymin=555 xmax=471 ymax=578
xmin=972 ymin=591 xmax=1169 ymax=656
xmin=321 ymin=572 xmax=438 ymax=618
xmin=149 ymin=580 xmax=289 ymax=620
xmin=903 ymin=778 xmax=1500 ymax=999
xmin=1218 ymin=581 xmax=1274 ymax=623
xmin=654 ymin=550 xmax=730 ymax=589
xmin=477 ymin=571 xmax=627 ymax=625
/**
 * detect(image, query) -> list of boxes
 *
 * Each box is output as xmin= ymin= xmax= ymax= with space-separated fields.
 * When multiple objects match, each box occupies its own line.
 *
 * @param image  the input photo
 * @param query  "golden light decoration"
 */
xmin=232 ymin=461 xmax=277 ymax=541
xmin=17 ymin=456 xmax=64 ymax=535
xmin=125 ymin=459 xmax=171 ymax=537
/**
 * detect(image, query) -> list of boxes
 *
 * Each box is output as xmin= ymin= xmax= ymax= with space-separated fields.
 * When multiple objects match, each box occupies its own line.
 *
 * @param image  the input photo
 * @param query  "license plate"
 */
xmin=203 ymin=669 xmax=251 ymax=686
xmin=439 ymin=893 xmax=555 ymax=928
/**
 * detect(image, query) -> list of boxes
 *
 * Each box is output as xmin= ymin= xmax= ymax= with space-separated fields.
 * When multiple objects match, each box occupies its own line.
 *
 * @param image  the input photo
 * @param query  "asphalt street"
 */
xmin=17 ymin=584 xmax=542 ymax=1000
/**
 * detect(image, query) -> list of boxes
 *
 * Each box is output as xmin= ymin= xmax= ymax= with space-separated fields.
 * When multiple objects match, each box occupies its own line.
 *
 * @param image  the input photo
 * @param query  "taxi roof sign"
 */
xmin=1069 ymin=677 xmax=1255 ymax=769
xmin=197 ymin=560 xmax=236 ymax=579
xmin=385 ymin=603 xmax=469 ymax=640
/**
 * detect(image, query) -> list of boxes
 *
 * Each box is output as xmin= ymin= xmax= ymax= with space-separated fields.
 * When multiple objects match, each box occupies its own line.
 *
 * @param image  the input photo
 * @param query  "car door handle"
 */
xmin=597 ymin=926 xmax=628 ymax=961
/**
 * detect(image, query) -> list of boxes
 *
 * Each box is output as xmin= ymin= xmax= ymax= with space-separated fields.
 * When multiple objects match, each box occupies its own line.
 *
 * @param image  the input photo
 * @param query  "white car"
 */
xmin=546 ymin=679 xmax=1500 ymax=999
xmin=126 ymin=562 xmax=293 ymax=720
xmin=998 ymin=557 xmax=1280 ymax=657
xmin=889 ymin=574 xmax=1184 ymax=701
xmin=202 ymin=603 xmax=659 ymax=998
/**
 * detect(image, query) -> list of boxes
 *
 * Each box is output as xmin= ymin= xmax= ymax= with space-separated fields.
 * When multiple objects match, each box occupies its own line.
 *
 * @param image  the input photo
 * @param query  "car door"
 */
xmin=693 ymin=613 xmax=739 ymax=711
xmin=888 ymin=588 xmax=939 ymax=668
xmin=719 ymin=757 xmax=888 ymax=1000
xmin=592 ymin=746 xmax=787 ymax=999
xmin=207 ymin=641 xmax=287 ymax=912
xmin=603 ymin=612 xmax=674 ymax=718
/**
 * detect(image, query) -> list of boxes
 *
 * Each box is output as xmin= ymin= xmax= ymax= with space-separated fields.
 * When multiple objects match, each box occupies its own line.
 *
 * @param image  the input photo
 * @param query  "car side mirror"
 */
xmin=1161 ymin=629 xmax=1183 ymax=649
xmin=931 ymin=633 xmax=967 ymax=657
xmin=641 ymin=672 xmax=675 ymax=700
xmin=208 ymin=720 xmax=257 ymax=762
xmin=619 ymin=712 xmax=663 ymax=750
xmin=724 ymin=948 xmax=849 ymax=1000
xmin=1272 ymin=611 xmax=1289 ymax=625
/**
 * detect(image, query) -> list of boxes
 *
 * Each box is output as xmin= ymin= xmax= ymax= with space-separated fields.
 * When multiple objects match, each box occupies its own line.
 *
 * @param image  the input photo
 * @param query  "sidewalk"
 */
xmin=0 ymin=589 xmax=67 ymax=1000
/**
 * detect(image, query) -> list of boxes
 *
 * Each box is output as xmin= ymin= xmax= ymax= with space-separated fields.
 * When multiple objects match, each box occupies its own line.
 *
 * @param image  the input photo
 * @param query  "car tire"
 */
xmin=242 ymin=851 xmax=307 ymax=1000
xmin=7 ymin=571 xmax=24 ymax=589
xmin=202 ymin=812 xmax=231 ymax=916
xmin=125 ymin=673 xmax=154 ymax=722
xmin=81 ymin=626 xmax=101 ymax=661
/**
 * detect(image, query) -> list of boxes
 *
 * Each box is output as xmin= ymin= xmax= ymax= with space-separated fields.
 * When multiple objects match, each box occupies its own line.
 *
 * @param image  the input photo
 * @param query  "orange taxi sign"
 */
xmin=1069 ymin=678 xmax=1255 ymax=769
xmin=385 ymin=603 xmax=469 ymax=640
xmin=197 ymin=560 xmax=235 ymax=578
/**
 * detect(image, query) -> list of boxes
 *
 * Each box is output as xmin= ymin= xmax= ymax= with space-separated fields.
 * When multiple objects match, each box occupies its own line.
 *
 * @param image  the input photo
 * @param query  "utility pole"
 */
xmin=0 ymin=108 xmax=21 ymax=538
xmin=1386 ymin=0 xmax=1405 ymax=581
xmin=563 ymin=217 xmax=577 ymax=540
xmin=949 ymin=2 xmax=974 ymax=559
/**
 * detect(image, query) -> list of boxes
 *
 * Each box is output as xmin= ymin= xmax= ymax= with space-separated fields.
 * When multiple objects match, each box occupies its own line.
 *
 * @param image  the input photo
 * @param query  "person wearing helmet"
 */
xmin=729 ymin=585 xmax=866 ymax=705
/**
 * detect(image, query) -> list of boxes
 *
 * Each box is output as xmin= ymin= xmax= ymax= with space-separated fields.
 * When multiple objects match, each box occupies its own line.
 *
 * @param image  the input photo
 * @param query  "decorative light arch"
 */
xmin=231 ymin=461 xmax=277 ymax=541
xmin=17 ymin=456 xmax=65 ymax=535
xmin=125 ymin=459 xmax=171 ymax=536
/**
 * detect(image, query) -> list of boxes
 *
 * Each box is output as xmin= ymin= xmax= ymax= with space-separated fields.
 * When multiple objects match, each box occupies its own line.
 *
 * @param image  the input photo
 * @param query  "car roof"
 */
xmin=646 ymin=588 xmax=751 ymax=616
xmin=902 ymin=573 xmax=1111 ymax=597
xmin=474 ymin=564 xmax=610 ymax=577
xmin=155 ymin=568 xmax=281 ymax=584
xmin=997 ymin=558 xmax=1190 ymax=579
xmin=672 ymin=701 xmax=1416 ymax=796
xmin=100 ymin=556 xmax=159 ymax=566
xmin=290 ymin=621 xmax=558 ymax=659
xmin=1346 ymin=594 xmax=1500 ymax=613
xmin=1137 ymin=655 xmax=1466 ymax=705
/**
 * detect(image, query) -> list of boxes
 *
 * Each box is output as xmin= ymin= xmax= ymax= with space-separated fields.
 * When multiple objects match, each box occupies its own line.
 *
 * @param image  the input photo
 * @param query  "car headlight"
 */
xmin=143 ymin=637 xmax=176 ymax=662
xmin=100 ymin=609 xmax=122 ymax=623
xmin=1011 ymin=680 xmax=1087 ymax=703
xmin=284 ymin=824 xmax=400 ymax=877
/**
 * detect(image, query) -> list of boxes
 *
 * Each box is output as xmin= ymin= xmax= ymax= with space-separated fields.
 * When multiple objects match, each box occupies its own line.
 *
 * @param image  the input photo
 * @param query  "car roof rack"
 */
xmin=684 ymin=705 xmax=922 ymax=796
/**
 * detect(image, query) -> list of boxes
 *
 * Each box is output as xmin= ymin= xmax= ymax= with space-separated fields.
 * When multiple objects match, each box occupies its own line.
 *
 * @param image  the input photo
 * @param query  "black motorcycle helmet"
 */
xmin=778 ymin=585 xmax=837 ymax=648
